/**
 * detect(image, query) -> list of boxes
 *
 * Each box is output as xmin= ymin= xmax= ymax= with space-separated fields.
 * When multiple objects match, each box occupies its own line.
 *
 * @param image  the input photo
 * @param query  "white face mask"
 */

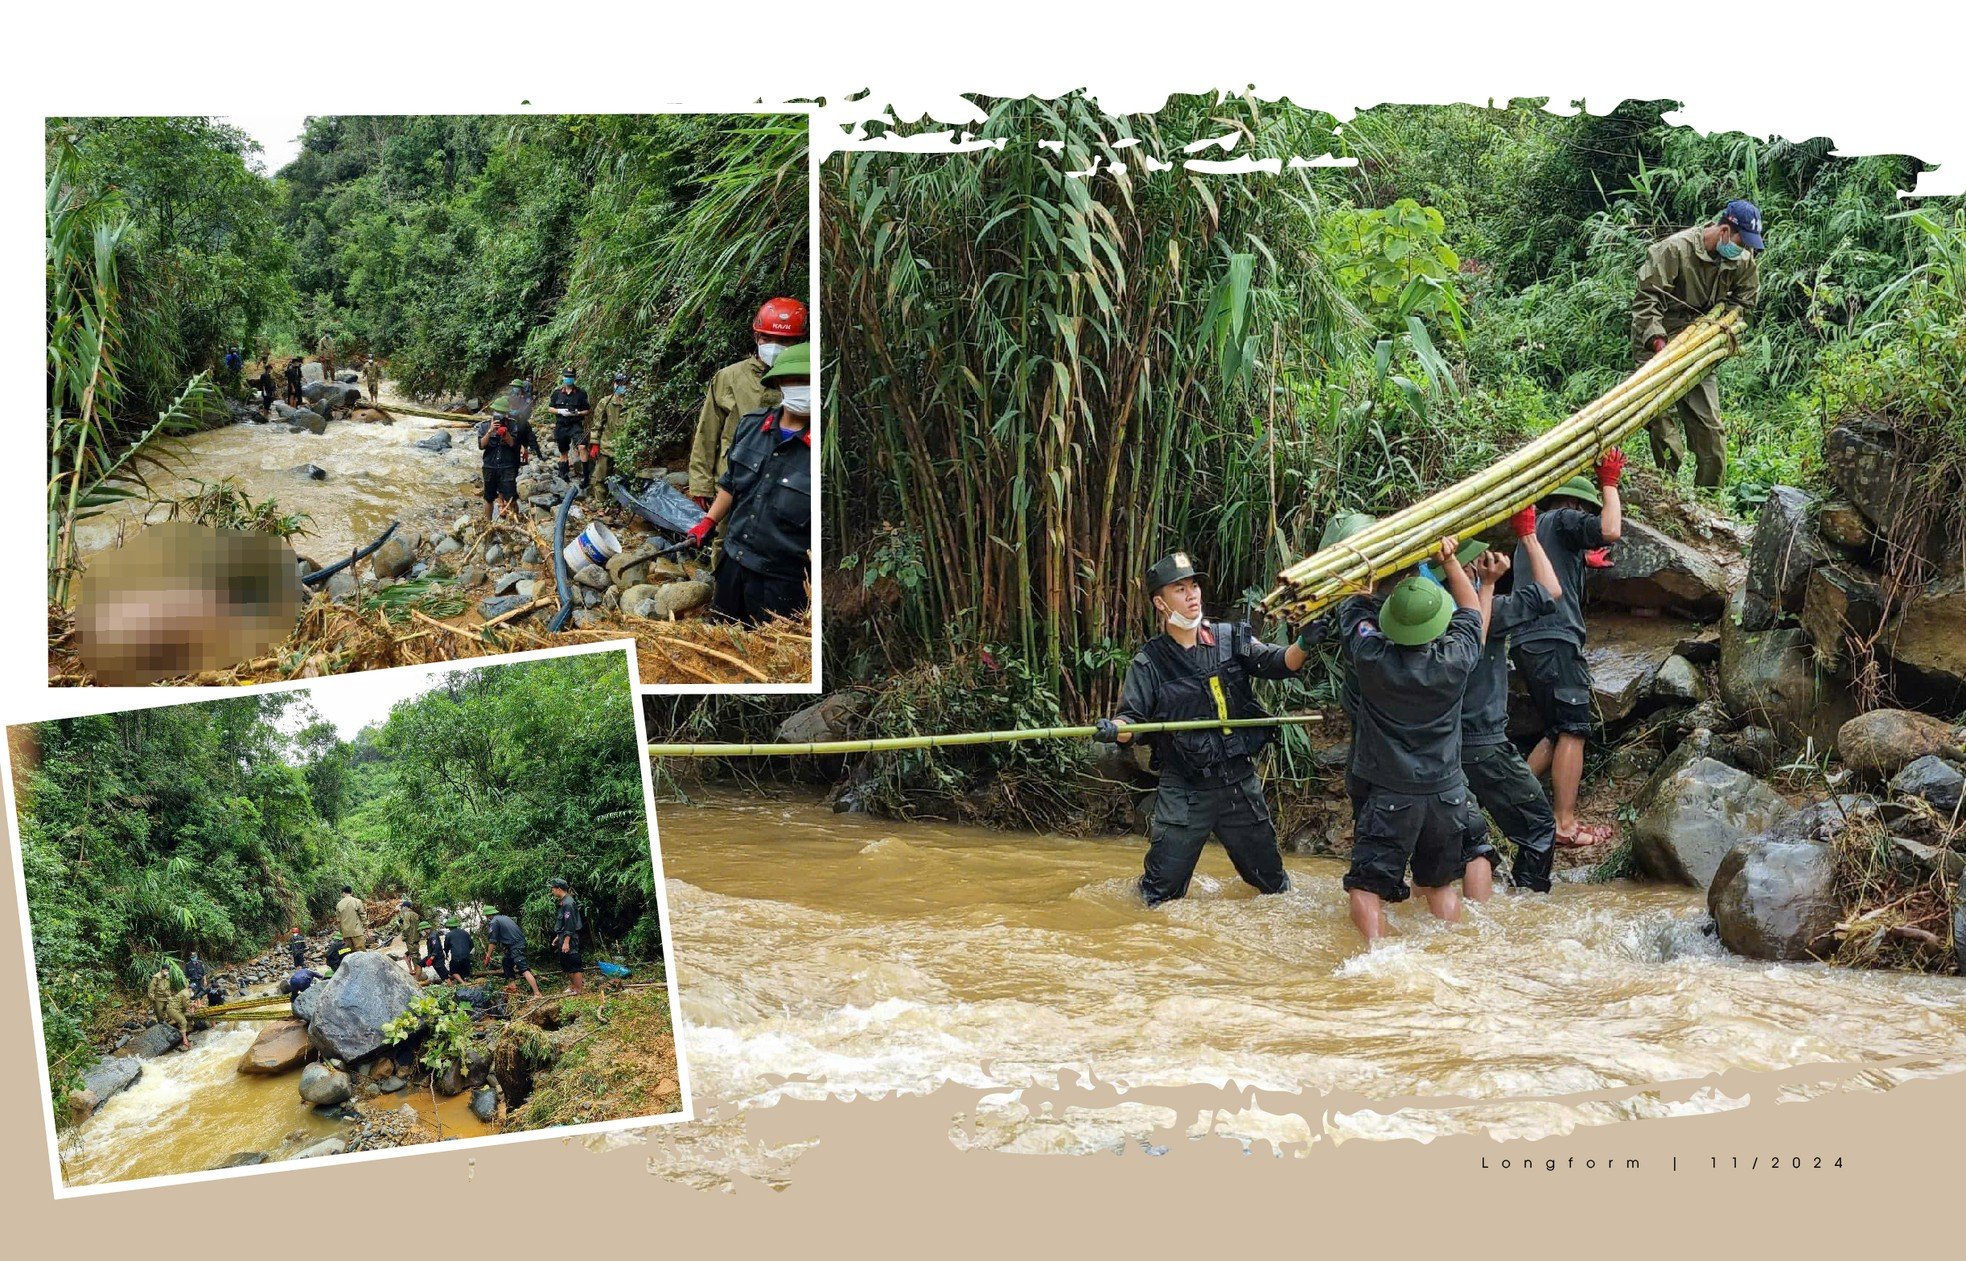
xmin=757 ymin=342 xmax=784 ymax=367
xmin=777 ymin=383 xmax=813 ymax=416
xmin=1163 ymin=608 xmax=1204 ymax=631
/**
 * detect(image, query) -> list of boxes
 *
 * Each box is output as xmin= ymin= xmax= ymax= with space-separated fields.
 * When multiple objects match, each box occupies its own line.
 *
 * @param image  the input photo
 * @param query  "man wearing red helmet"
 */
xmin=688 ymin=298 xmax=807 ymax=532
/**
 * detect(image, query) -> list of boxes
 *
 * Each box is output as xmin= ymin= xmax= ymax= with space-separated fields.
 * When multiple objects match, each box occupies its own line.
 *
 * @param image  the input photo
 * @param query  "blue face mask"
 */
xmin=1716 ymin=240 xmax=1744 ymax=261
xmin=1418 ymin=561 xmax=1478 ymax=592
xmin=613 ymin=385 xmax=626 ymax=395
xmin=562 ymin=377 xmax=575 ymax=386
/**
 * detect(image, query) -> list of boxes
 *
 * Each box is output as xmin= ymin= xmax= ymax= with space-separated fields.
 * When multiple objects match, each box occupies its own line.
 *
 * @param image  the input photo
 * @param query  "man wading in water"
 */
xmin=1094 ymin=551 xmax=1324 ymax=907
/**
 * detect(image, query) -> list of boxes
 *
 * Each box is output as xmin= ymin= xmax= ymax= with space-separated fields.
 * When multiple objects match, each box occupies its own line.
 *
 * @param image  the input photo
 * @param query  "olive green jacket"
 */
xmin=590 ymin=392 xmax=625 ymax=447
xmin=335 ymin=893 xmax=366 ymax=939
xmin=687 ymin=356 xmax=779 ymax=498
xmin=1632 ymin=225 xmax=1758 ymax=354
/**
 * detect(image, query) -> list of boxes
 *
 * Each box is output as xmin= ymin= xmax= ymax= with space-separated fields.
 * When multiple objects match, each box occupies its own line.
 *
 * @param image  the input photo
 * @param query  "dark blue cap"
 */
xmin=1721 ymin=199 xmax=1764 ymax=251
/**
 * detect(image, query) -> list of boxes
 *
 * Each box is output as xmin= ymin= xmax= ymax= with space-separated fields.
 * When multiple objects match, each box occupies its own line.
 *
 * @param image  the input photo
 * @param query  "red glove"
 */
xmin=686 ymin=516 xmax=715 ymax=546
xmin=1509 ymin=506 xmax=1537 ymax=539
xmin=588 ymin=443 xmax=600 ymax=460
xmin=1596 ymin=448 xmax=1626 ymax=488
xmin=1584 ymin=547 xmax=1614 ymax=569
xmin=1650 ymin=336 xmax=1667 ymax=354
xmin=690 ymin=495 xmax=711 ymax=511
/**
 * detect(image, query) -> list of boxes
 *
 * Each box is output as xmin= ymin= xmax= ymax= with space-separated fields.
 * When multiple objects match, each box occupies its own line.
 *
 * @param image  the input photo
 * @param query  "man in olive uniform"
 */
xmin=688 ymin=297 xmax=804 ymax=515
xmin=335 ymin=884 xmax=369 ymax=950
xmin=146 ymin=965 xmax=192 ymax=1051
xmin=684 ymin=343 xmax=814 ymax=624
xmin=547 ymin=366 xmax=591 ymax=486
xmin=393 ymin=900 xmax=421 ymax=975
xmin=316 ymin=331 xmax=336 ymax=384
xmin=549 ymin=877 xmax=585 ymax=995
xmin=586 ymin=371 xmax=630 ymax=500
xmin=1632 ymin=199 xmax=1763 ymax=487
xmin=1092 ymin=551 xmax=1325 ymax=908
xmin=363 ymin=355 xmax=383 ymax=404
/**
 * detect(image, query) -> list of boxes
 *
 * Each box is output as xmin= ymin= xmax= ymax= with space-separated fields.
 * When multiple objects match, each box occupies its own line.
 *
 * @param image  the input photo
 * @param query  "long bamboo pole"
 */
xmin=1261 ymin=308 xmax=1743 ymax=618
xmin=648 ymin=714 xmax=1323 ymax=758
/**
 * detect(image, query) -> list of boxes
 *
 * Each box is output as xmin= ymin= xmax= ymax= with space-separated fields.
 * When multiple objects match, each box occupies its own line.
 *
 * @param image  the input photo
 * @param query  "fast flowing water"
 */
xmin=658 ymin=794 xmax=1966 ymax=1158
xmin=73 ymin=415 xmax=483 ymax=567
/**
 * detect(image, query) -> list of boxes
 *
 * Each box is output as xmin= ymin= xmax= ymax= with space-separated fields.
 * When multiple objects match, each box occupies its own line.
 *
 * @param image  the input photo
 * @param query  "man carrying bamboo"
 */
xmin=1094 ymin=551 xmax=1325 ymax=907
xmin=1632 ymin=199 xmax=1762 ymax=487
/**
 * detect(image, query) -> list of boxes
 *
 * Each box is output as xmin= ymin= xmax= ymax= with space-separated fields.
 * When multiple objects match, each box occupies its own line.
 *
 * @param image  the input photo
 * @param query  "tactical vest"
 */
xmin=1140 ymin=622 xmax=1275 ymax=782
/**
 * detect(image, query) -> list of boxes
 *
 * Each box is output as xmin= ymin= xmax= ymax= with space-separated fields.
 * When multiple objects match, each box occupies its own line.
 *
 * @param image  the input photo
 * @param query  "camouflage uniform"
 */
xmin=147 ymin=970 xmax=190 ymax=1046
xmin=317 ymin=334 xmax=336 ymax=383
xmin=588 ymin=391 xmax=624 ymax=499
xmin=1631 ymin=225 xmax=1759 ymax=487
xmin=364 ymin=358 xmax=383 ymax=403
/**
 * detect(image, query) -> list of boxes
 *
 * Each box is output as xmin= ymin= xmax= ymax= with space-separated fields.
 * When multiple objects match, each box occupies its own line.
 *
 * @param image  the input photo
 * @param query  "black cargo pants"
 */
xmin=1139 ymin=768 xmax=1291 ymax=907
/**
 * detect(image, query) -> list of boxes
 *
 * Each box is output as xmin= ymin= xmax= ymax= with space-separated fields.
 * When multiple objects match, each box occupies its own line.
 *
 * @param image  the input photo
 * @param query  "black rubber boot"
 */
xmin=1510 ymin=842 xmax=1555 ymax=894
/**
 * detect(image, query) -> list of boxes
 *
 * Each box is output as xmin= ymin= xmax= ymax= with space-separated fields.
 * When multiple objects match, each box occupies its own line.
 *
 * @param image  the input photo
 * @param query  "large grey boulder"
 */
xmin=1799 ymin=564 xmax=1883 ymax=675
xmin=291 ymin=408 xmax=328 ymax=436
xmin=121 ymin=1023 xmax=183 ymax=1058
xmin=298 ymin=1063 xmax=353 ymax=1107
xmin=1889 ymin=756 xmax=1965 ymax=816
xmin=76 ymin=1055 xmax=142 ymax=1112
xmin=1881 ymin=580 xmax=1966 ymax=702
xmin=1718 ymin=590 xmax=1859 ymax=751
xmin=1708 ymin=838 xmax=1842 ymax=961
xmin=1836 ymin=709 xmax=1966 ymax=780
xmin=1630 ymin=741 xmax=1796 ymax=887
xmin=1741 ymin=487 xmax=1822 ymax=630
xmin=302 ymin=950 xmax=420 ymax=1063
xmin=371 ymin=537 xmax=415 ymax=580
xmin=777 ymin=692 xmax=870 ymax=745
xmin=302 ymin=361 xmax=325 ymax=385
xmin=1590 ymin=520 xmax=1731 ymax=620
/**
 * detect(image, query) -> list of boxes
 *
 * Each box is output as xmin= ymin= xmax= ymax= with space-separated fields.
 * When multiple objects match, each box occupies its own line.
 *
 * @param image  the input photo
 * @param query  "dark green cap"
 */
xmin=1549 ymin=475 xmax=1603 ymax=509
xmin=1379 ymin=577 xmax=1455 ymax=646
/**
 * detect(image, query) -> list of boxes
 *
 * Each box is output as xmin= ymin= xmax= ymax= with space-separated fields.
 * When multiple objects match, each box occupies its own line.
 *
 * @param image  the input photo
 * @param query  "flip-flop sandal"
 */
xmin=1555 ymin=823 xmax=1615 ymax=848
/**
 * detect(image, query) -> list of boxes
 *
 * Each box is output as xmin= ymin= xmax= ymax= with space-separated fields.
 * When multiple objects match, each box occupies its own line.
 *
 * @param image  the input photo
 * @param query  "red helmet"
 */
xmin=752 ymin=297 xmax=808 ymax=338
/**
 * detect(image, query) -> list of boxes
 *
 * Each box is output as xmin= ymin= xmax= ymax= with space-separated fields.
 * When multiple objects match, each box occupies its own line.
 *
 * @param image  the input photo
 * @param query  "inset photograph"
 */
xmin=47 ymin=112 xmax=815 ymax=688
xmin=7 ymin=645 xmax=687 ymax=1194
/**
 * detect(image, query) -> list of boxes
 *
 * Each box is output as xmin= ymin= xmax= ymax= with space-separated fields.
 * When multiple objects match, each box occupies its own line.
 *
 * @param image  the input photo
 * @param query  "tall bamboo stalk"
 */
xmin=649 ymin=714 xmax=1322 ymax=758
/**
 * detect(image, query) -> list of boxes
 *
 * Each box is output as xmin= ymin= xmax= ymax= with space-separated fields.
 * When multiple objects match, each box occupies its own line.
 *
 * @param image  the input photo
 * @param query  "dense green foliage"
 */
xmin=17 ymin=651 xmax=658 ymax=1109
xmin=816 ymin=93 xmax=1958 ymax=823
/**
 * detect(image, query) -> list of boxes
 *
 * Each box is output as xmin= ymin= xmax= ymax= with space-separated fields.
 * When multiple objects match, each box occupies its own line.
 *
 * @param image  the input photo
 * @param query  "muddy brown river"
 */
xmin=654 ymin=794 xmax=1966 ymax=1161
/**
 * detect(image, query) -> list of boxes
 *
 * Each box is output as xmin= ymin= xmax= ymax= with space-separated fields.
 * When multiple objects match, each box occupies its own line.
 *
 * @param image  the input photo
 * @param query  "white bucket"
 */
xmin=562 ymin=520 xmax=621 ymax=572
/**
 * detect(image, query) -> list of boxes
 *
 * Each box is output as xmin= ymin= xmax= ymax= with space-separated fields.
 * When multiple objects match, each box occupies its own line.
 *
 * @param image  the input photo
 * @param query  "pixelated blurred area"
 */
xmin=65 ymin=524 xmax=304 ymax=686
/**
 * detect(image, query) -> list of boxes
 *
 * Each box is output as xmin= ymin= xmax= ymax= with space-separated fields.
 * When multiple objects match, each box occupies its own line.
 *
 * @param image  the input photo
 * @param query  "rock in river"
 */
xmin=73 ymin=1055 xmax=143 ymax=1116
xmin=122 ymin=1023 xmax=184 ymax=1058
xmin=1630 ymin=741 xmax=1795 ymax=888
xmin=302 ymin=950 xmax=421 ymax=1063
xmin=238 ymin=1018 xmax=313 ymax=1075
xmin=1708 ymin=838 xmax=1841 ymax=962
xmin=298 ymin=1062 xmax=353 ymax=1107
xmin=470 ymin=1085 xmax=498 ymax=1123
xmin=1836 ymin=709 xmax=1966 ymax=780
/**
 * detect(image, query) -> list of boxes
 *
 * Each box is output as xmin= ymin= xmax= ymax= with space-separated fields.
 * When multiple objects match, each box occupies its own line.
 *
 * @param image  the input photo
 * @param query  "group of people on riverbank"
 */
xmin=474 ymin=295 xmax=815 ymax=627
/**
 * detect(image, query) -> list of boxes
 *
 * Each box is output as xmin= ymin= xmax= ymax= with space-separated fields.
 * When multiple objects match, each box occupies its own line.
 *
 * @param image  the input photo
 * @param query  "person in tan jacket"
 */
xmin=335 ymin=884 xmax=369 ymax=950
xmin=1631 ymin=199 xmax=1762 ymax=487
xmin=686 ymin=297 xmax=807 ymax=513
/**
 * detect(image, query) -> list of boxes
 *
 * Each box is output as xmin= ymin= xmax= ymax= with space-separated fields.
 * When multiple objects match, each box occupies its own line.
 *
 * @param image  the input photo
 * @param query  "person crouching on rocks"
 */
xmin=444 ymin=917 xmax=476 ymax=985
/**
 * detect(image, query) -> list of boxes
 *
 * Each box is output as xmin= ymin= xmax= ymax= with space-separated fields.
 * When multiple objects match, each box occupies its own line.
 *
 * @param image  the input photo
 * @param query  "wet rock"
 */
xmin=377 ymin=1076 xmax=408 ymax=1093
xmin=78 ymin=1055 xmax=142 ymax=1110
xmin=326 ymin=569 xmax=359 ymax=601
xmin=1708 ymin=839 xmax=1840 ymax=962
xmin=292 ymin=409 xmax=328 ymax=435
xmin=294 ymin=1136 xmax=349 ymax=1159
xmin=1765 ymin=794 xmax=1883 ymax=845
xmin=1582 ymin=613 xmax=1686 ymax=726
xmin=291 ymin=463 xmax=328 ymax=482
xmin=1651 ymin=654 xmax=1706 ymax=703
xmin=486 ymin=545 xmax=506 ymax=566
xmin=1836 ymin=709 xmax=1966 ymax=780
xmin=302 ymin=362 xmax=325 ymax=385
xmin=212 ymin=1152 xmax=267 ymax=1169
xmin=1815 ymin=500 xmax=1874 ymax=553
xmin=653 ymin=580 xmax=713 ymax=617
xmin=1825 ymin=419 xmax=1912 ymax=536
xmin=121 ymin=1023 xmax=183 ymax=1058
xmin=1630 ymin=741 xmax=1795 ymax=887
xmin=239 ymin=1019 xmax=313 ymax=1075
xmin=1666 ymin=699 xmax=1736 ymax=744
xmin=1881 ymin=580 xmax=1966 ymax=702
xmin=1674 ymin=626 xmax=1721 ymax=664
xmin=778 ymin=692 xmax=870 ymax=745
xmin=1888 ymin=836 xmax=1965 ymax=881
xmin=434 ymin=536 xmax=462 ymax=557
xmin=457 ymin=565 xmax=487 ymax=590
xmin=574 ymin=564 xmax=610 ymax=591
xmin=1718 ymin=591 xmax=1858 ymax=751
xmin=1889 ymin=756 xmax=1965 ymax=816
xmin=372 ymin=537 xmax=415 ymax=580
xmin=1799 ymin=564 xmax=1883 ymax=675
xmin=1723 ymin=725 xmax=1779 ymax=776
xmin=414 ymin=432 xmax=452 ymax=452
xmin=479 ymin=594 xmax=532 ymax=621
xmin=298 ymin=1063 xmax=353 ymax=1106
xmin=1741 ymin=487 xmax=1822 ymax=629
xmin=303 ymin=951 xmax=421 ymax=1063
xmin=471 ymin=1085 xmax=499 ymax=1123
xmin=1590 ymin=520 xmax=1731 ymax=619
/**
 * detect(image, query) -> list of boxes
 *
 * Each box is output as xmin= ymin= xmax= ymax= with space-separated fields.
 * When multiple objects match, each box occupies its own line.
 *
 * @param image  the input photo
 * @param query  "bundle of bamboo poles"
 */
xmin=1261 ymin=306 xmax=1745 ymax=620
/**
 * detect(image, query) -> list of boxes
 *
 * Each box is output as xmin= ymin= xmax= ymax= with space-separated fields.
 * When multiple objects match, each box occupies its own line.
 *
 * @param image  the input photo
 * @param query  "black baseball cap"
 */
xmin=1145 ymin=551 xmax=1204 ymax=593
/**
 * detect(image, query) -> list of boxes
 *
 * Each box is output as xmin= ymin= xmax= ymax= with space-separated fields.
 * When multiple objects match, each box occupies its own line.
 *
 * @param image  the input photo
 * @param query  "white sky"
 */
xmin=223 ymin=114 xmax=311 ymax=176
xmin=277 ymin=668 xmax=444 ymax=741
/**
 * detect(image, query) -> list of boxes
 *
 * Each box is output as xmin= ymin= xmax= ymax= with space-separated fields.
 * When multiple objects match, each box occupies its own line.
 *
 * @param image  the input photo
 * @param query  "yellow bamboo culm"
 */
xmin=1261 ymin=306 xmax=1744 ymax=620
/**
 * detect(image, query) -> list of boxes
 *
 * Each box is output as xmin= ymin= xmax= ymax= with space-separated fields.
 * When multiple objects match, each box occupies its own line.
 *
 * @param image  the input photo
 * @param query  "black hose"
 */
xmin=547 ymin=484 xmax=579 ymax=632
xmin=300 ymin=521 xmax=399 ymax=587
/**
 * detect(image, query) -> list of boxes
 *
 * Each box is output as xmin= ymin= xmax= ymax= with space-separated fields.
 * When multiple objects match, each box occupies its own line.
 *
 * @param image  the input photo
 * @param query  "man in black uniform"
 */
xmin=185 ymin=952 xmax=206 ymax=996
xmin=443 ymin=917 xmax=476 ymax=984
xmin=476 ymin=403 xmax=541 ymax=522
xmin=1093 ymin=550 xmax=1324 ymax=908
xmin=254 ymin=362 xmax=276 ymax=409
xmin=1456 ymin=508 xmax=1564 ymax=894
xmin=685 ymin=342 xmax=813 ymax=625
xmin=549 ymin=877 xmax=585 ymax=995
xmin=283 ymin=358 xmax=304 ymax=406
xmin=286 ymin=928 xmax=308 ymax=968
xmin=1338 ymin=537 xmax=1485 ymax=942
xmin=484 ymin=906 xmax=543 ymax=999
xmin=547 ymin=366 xmax=591 ymax=487
xmin=324 ymin=935 xmax=352 ymax=973
xmin=419 ymin=920 xmax=445 ymax=984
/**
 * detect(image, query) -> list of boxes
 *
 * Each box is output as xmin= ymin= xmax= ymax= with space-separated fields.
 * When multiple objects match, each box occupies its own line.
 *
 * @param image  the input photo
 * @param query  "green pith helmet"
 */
xmin=1319 ymin=512 xmax=1377 ymax=551
xmin=1550 ymin=475 xmax=1603 ymax=509
xmin=508 ymin=378 xmax=528 ymax=390
xmin=1380 ymin=576 xmax=1454 ymax=646
xmin=481 ymin=907 xmax=499 ymax=917
xmin=1144 ymin=550 xmax=1203 ymax=594
xmin=1451 ymin=538 xmax=1489 ymax=565
xmin=419 ymin=922 xmax=431 ymax=932
xmin=761 ymin=342 xmax=811 ymax=382
xmin=445 ymin=917 xmax=461 ymax=928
